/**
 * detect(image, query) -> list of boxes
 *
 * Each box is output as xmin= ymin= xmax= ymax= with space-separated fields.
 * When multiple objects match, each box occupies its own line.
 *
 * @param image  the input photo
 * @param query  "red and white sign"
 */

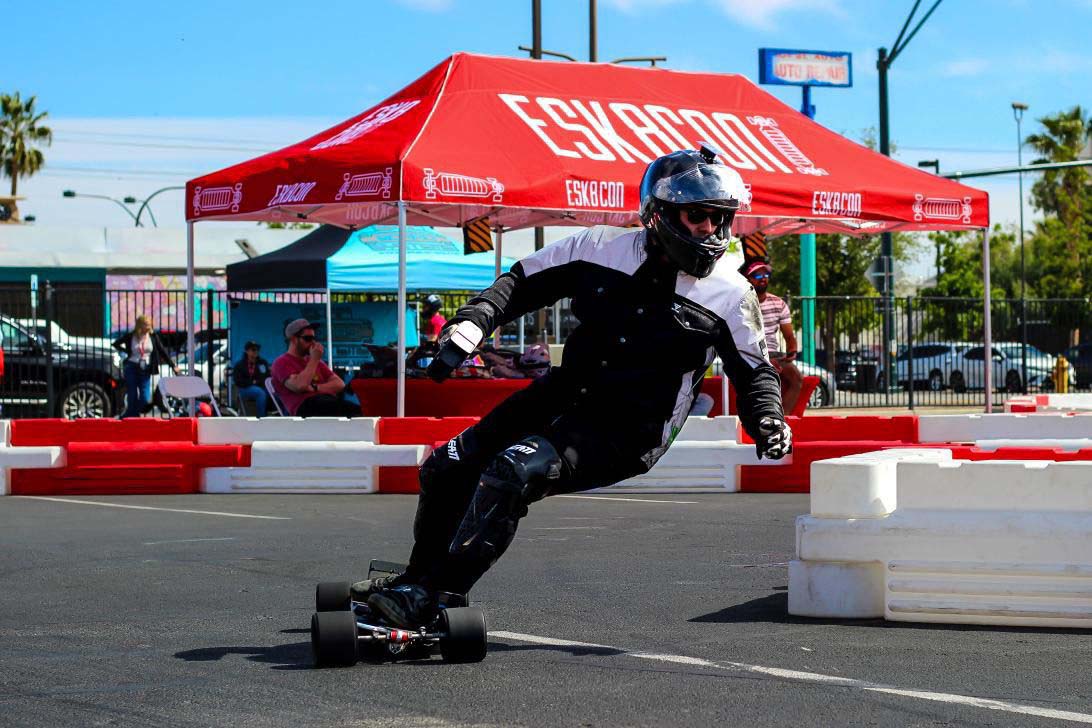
xmin=186 ymin=53 xmax=987 ymax=235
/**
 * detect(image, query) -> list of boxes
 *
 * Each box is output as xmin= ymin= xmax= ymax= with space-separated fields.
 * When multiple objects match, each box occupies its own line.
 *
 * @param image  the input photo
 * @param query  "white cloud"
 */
xmin=601 ymin=0 xmax=687 ymax=13
xmin=942 ymin=58 xmax=990 ymax=77
xmin=707 ymin=0 xmax=846 ymax=30
xmin=393 ymin=0 xmax=453 ymax=11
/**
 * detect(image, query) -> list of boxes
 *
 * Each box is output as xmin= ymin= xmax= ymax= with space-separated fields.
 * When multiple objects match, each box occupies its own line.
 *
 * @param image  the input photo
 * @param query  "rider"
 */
xmin=359 ymin=145 xmax=792 ymax=627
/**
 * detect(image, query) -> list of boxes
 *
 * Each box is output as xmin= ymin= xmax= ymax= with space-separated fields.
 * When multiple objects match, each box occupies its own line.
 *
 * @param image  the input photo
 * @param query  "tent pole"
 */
xmin=186 ymin=221 xmax=196 ymax=416
xmin=325 ymin=287 xmax=334 ymax=369
xmin=493 ymin=227 xmax=503 ymax=346
xmin=397 ymin=202 xmax=407 ymax=418
xmin=982 ymin=226 xmax=993 ymax=413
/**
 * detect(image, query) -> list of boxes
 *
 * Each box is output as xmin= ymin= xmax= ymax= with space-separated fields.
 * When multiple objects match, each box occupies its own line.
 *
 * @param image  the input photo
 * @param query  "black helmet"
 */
xmin=639 ymin=143 xmax=746 ymax=278
xmin=423 ymin=294 xmax=442 ymax=311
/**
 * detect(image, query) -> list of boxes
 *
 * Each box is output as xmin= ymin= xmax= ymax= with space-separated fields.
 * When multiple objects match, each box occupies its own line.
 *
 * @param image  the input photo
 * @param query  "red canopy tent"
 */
xmin=185 ymin=52 xmax=994 ymax=413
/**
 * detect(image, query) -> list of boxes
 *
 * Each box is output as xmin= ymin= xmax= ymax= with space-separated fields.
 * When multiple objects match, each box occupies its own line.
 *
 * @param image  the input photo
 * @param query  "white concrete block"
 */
xmin=248 ymin=442 xmax=424 ymax=469
xmin=918 ymin=413 xmax=1092 ymax=443
xmin=810 ymin=448 xmax=951 ymax=518
xmin=787 ymin=559 xmax=885 ymax=618
xmin=0 ymin=420 xmax=9 ymax=446
xmin=1040 ymin=393 xmax=1092 ymax=411
xmin=973 ymin=438 xmax=1092 ymax=451
xmin=675 ymin=416 xmax=742 ymax=443
xmin=201 ymin=467 xmax=376 ymax=494
xmin=602 ymin=441 xmax=786 ymax=493
xmin=0 ymin=446 xmax=66 ymax=469
xmin=197 ymin=417 xmax=379 ymax=445
xmin=897 ymin=460 xmax=1092 ymax=512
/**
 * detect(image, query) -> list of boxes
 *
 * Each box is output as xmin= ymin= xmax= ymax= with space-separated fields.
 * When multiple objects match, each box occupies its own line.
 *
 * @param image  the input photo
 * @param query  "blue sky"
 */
xmin=10 ymin=0 xmax=1092 ymax=265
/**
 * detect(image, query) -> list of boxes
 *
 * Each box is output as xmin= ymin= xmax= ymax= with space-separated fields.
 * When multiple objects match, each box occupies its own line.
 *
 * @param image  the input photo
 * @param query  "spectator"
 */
xmin=742 ymin=261 xmax=803 ymax=414
xmin=232 ymin=340 xmax=271 ymax=417
xmin=420 ymin=294 xmax=447 ymax=342
xmin=271 ymin=319 xmax=359 ymax=417
xmin=113 ymin=315 xmax=178 ymax=418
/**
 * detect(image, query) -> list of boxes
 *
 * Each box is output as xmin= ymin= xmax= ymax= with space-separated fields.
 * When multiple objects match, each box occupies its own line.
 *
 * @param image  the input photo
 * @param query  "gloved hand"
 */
xmin=755 ymin=416 xmax=792 ymax=460
xmin=426 ymin=321 xmax=484 ymax=383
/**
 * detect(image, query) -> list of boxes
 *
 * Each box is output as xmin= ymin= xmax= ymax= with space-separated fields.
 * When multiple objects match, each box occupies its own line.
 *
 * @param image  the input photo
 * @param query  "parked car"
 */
xmin=1064 ymin=343 xmax=1092 ymax=389
xmin=18 ymin=319 xmax=116 ymax=354
xmin=880 ymin=342 xmax=975 ymax=391
xmin=949 ymin=344 xmax=1074 ymax=392
xmin=0 ymin=315 xmax=124 ymax=418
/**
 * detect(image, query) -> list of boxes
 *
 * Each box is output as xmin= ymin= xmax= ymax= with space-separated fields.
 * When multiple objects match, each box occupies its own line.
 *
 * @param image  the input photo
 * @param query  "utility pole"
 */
xmin=1013 ymin=101 xmax=1029 ymax=393
xmin=876 ymin=0 xmax=945 ymax=395
xmin=589 ymin=0 xmax=597 ymax=62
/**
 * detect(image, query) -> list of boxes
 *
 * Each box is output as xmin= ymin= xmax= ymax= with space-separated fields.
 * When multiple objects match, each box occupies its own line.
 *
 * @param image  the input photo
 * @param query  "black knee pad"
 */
xmin=419 ymin=428 xmax=481 ymax=496
xmin=448 ymin=436 xmax=564 ymax=564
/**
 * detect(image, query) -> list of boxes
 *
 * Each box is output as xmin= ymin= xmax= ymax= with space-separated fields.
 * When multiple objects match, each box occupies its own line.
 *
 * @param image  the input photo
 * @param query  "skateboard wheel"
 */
xmin=311 ymin=611 xmax=358 ymax=667
xmin=439 ymin=606 xmax=487 ymax=663
xmin=315 ymin=581 xmax=351 ymax=612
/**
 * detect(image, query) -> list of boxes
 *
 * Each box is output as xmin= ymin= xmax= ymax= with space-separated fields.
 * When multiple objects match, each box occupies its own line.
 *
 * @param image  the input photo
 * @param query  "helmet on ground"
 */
xmin=639 ymin=143 xmax=746 ymax=278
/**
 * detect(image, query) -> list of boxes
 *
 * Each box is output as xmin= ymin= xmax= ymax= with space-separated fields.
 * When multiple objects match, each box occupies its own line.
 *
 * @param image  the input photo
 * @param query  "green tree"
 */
xmin=0 ymin=92 xmax=52 ymax=198
xmin=1024 ymin=106 xmax=1092 ymax=344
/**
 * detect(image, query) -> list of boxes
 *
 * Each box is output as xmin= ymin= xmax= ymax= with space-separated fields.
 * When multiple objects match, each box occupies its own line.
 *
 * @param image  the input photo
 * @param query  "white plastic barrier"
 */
xmin=790 ymin=451 xmax=1092 ymax=628
xmin=597 ymin=416 xmax=788 ymax=493
xmin=0 ymin=444 xmax=66 ymax=496
xmin=918 ymin=413 xmax=1092 ymax=443
xmin=197 ymin=417 xmax=379 ymax=445
xmin=201 ymin=441 xmax=425 ymax=494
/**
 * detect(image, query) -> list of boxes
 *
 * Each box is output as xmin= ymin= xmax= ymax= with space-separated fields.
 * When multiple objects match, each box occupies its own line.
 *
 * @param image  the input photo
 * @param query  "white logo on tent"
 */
xmin=311 ymin=100 xmax=421 ymax=151
xmin=336 ymin=168 xmax=394 ymax=200
xmin=193 ymin=183 xmax=243 ymax=216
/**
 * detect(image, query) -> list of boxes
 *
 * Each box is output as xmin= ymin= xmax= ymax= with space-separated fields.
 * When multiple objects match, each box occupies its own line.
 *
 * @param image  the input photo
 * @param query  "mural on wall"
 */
xmin=105 ymin=275 xmax=226 ymax=336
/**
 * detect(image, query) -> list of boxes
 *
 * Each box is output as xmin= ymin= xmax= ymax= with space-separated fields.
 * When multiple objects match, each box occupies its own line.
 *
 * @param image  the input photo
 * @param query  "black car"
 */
xmin=1 ymin=316 xmax=125 ymax=418
xmin=816 ymin=349 xmax=881 ymax=392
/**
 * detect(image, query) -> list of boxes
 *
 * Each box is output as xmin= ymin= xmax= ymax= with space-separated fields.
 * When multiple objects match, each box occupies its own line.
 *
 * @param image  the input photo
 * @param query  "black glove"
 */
xmin=426 ymin=321 xmax=484 ymax=383
xmin=755 ymin=416 xmax=792 ymax=460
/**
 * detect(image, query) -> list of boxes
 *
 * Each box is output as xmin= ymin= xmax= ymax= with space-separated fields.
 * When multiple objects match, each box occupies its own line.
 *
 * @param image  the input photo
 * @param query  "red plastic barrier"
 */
xmin=948 ymin=446 xmax=1092 ymax=462
xmin=739 ymin=440 xmax=916 ymax=493
xmin=65 ymin=441 xmax=248 ymax=468
xmin=699 ymin=376 xmax=820 ymax=418
xmin=11 ymin=465 xmax=196 ymax=495
xmin=740 ymin=415 xmax=919 ymax=444
xmin=376 ymin=418 xmax=480 ymax=494
xmin=10 ymin=418 xmax=196 ymax=446
xmin=352 ymin=379 xmax=529 ymax=417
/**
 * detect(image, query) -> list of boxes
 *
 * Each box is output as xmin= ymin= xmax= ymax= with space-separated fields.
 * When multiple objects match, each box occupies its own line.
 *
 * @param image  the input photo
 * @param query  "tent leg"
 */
xmin=325 ymin=287 xmax=334 ymax=369
xmin=397 ymin=202 xmax=407 ymax=418
xmin=493 ymin=227 xmax=503 ymax=346
xmin=186 ymin=221 xmax=196 ymax=417
xmin=982 ymin=226 xmax=993 ymax=413
xmin=519 ymin=316 xmax=525 ymax=354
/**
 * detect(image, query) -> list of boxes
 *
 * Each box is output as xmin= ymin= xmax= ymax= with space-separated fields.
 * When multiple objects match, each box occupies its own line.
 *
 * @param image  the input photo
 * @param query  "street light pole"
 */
xmin=134 ymin=186 xmax=184 ymax=228
xmin=1013 ymin=101 xmax=1029 ymax=393
xmin=62 ymin=190 xmax=140 ymax=224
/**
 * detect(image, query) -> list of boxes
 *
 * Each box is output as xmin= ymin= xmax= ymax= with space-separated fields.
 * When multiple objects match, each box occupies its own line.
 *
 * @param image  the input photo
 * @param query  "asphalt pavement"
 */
xmin=1 ymin=493 xmax=1089 ymax=727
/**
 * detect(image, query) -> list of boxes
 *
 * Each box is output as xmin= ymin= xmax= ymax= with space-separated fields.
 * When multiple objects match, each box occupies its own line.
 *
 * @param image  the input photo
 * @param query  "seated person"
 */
xmin=271 ymin=319 xmax=360 ymax=417
xmin=232 ymin=340 xmax=271 ymax=417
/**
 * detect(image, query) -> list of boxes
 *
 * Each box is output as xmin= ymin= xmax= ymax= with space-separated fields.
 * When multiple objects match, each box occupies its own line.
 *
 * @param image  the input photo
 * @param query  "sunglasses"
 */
xmin=681 ymin=207 xmax=732 ymax=226
xmin=749 ymin=273 xmax=770 ymax=281
xmin=297 ymin=335 xmax=316 ymax=342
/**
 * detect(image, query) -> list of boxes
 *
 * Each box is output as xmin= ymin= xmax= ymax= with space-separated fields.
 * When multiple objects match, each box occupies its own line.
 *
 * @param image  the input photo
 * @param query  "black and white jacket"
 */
xmin=451 ymin=226 xmax=783 ymax=469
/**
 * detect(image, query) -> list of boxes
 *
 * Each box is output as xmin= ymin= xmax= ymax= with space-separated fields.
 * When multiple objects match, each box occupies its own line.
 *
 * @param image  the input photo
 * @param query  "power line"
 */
xmin=53 ymin=136 xmax=271 ymax=153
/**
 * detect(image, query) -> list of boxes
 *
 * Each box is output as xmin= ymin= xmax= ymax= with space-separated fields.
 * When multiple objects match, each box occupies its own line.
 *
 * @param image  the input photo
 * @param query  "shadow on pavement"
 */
xmin=487 ymin=641 xmax=625 ymax=658
xmin=174 ymin=641 xmax=312 ymax=670
xmin=691 ymin=592 xmax=1092 ymax=635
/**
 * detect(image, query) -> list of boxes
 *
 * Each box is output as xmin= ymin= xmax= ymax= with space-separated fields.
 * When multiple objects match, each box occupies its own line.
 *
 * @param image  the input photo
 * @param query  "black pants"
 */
xmin=295 ymin=394 xmax=360 ymax=418
xmin=407 ymin=371 xmax=652 ymax=594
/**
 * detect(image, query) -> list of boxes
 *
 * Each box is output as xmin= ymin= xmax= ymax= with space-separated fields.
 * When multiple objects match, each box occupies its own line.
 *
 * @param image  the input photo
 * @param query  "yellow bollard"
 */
xmin=1054 ymin=354 xmax=1070 ymax=393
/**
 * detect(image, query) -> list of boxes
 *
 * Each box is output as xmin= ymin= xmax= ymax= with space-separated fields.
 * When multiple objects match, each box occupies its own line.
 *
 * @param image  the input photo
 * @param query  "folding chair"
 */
xmin=264 ymin=377 xmax=287 ymax=416
xmin=157 ymin=375 xmax=222 ymax=417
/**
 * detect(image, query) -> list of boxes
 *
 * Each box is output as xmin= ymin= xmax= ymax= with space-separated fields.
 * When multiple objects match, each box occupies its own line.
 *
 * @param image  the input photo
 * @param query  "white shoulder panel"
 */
xmin=518 ymin=226 xmax=646 ymax=277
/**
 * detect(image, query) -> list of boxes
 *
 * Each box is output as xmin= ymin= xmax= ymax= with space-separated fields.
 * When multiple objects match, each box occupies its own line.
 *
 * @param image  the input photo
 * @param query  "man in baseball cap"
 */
xmin=741 ymin=260 xmax=803 ymax=413
xmin=271 ymin=319 xmax=359 ymax=417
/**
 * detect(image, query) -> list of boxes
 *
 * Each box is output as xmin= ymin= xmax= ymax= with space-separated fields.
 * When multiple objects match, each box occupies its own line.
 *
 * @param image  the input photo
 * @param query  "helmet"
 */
xmin=639 ymin=143 xmax=746 ymax=278
xmin=423 ymin=294 xmax=443 ymax=311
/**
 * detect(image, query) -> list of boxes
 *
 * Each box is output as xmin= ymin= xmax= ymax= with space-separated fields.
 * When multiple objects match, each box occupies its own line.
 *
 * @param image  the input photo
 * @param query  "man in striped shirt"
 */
xmin=743 ymin=260 xmax=803 ymax=414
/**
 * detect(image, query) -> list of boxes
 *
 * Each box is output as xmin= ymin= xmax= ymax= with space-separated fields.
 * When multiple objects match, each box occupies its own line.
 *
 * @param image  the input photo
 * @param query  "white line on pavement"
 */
xmin=529 ymin=526 xmax=607 ymax=531
xmin=17 ymin=497 xmax=290 ymax=520
xmin=490 ymin=631 xmax=1092 ymax=725
xmin=556 ymin=495 xmax=699 ymax=504
xmin=143 ymin=537 xmax=238 ymax=545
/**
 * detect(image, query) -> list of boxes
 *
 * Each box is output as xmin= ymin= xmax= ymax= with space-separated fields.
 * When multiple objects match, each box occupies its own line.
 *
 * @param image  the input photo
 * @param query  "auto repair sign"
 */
xmin=759 ymin=49 xmax=852 ymax=87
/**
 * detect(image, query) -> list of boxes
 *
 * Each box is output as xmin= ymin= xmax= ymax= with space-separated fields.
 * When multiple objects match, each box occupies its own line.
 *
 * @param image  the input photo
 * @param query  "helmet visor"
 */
xmin=650 ymin=164 xmax=743 ymax=209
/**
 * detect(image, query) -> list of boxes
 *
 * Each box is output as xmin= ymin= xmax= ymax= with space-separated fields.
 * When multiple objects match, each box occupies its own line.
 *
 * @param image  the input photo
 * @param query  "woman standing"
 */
xmin=112 ymin=315 xmax=178 ymax=418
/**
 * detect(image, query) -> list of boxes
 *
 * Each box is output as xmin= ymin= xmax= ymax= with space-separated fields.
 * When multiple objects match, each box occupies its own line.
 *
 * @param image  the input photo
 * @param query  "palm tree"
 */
xmin=0 ymin=92 xmax=53 ymax=197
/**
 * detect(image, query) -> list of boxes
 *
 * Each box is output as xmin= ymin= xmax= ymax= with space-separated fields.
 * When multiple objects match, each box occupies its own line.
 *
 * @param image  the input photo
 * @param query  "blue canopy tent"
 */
xmin=225 ymin=224 xmax=515 ymax=371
